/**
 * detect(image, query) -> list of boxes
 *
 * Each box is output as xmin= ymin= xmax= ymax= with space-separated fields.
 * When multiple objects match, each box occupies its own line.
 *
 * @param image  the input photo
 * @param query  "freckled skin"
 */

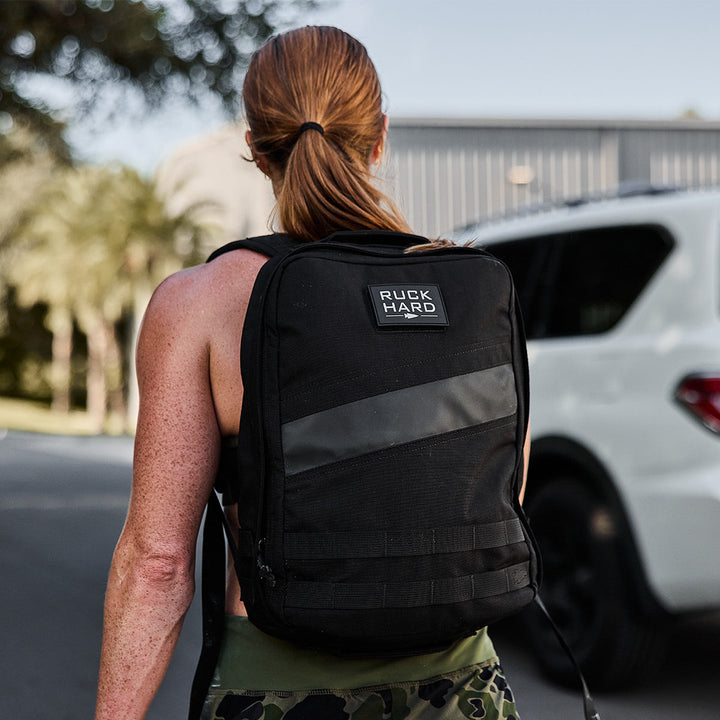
xmin=95 ymin=249 xmax=266 ymax=720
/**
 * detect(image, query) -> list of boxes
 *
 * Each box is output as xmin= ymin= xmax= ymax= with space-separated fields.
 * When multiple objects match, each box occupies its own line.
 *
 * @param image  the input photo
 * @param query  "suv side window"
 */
xmin=482 ymin=238 xmax=550 ymax=337
xmin=487 ymin=225 xmax=674 ymax=339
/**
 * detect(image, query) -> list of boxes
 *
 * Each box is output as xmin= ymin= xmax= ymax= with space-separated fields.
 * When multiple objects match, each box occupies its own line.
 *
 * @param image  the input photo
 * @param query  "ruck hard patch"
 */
xmin=368 ymin=284 xmax=449 ymax=326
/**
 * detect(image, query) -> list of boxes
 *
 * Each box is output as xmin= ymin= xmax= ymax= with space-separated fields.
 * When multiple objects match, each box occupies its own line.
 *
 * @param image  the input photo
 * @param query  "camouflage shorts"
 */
xmin=201 ymin=661 xmax=520 ymax=719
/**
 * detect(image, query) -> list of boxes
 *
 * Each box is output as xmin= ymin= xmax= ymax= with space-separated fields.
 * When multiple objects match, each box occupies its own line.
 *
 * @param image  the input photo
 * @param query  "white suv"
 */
xmin=456 ymin=187 xmax=720 ymax=689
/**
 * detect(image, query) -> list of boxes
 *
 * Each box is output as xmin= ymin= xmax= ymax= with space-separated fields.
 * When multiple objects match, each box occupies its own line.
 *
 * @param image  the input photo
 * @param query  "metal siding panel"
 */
xmin=386 ymin=122 xmax=720 ymax=232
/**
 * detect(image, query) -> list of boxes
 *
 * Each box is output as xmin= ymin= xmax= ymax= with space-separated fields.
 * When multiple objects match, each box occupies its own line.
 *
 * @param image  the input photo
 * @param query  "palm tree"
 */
xmin=0 ymin=123 xmax=68 ymax=403
xmin=5 ymin=163 xmax=216 ymax=432
xmin=112 ymin=165 xmax=219 ymax=429
xmin=3 ymin=220 xmax=76 ymax=413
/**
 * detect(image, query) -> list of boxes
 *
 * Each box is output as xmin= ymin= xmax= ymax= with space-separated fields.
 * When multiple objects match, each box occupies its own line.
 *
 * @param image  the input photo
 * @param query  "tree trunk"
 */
xmin=46 ymin=306 xmax=73 ymax=414
xmin=85 ymin=316 xmax=107 ymax=434
xmin=105 ymin=319 xmax=127 ymax=428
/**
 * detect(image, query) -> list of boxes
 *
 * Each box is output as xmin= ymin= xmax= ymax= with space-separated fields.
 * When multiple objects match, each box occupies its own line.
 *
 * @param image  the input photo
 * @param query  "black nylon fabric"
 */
xmin=214 ymin=231 xmax=538 ymax=657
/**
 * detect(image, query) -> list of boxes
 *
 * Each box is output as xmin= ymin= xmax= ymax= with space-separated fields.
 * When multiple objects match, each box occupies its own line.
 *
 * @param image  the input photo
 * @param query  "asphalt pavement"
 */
xmin=1 ymin=430 xmax=718 ymax=719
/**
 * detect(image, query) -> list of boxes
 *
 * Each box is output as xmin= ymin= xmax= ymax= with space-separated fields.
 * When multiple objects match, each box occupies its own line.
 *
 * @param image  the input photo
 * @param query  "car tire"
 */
xmin=522 ymin=476 xmax=667 ymax=689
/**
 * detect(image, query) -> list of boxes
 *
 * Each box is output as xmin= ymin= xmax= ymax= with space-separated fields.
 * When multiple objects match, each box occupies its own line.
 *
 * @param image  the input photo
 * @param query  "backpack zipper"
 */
xmin=256 ymin=538 xmax=276 ymax=587
xmin=246 ymin=254 xmax=289 ymax=591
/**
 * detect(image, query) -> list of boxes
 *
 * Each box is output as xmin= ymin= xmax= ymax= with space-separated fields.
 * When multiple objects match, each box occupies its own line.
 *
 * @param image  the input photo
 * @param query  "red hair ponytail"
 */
xmin=242 ymin=26 xmax=411 ymax=242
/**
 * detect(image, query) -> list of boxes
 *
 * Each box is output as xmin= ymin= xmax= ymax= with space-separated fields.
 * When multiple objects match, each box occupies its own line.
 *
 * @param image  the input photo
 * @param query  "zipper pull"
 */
xmin=256 ymin=538 xmax=276 ymax=587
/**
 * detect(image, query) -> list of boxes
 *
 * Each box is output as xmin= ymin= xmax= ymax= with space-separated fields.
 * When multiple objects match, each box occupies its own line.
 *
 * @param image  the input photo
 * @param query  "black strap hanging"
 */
xmin=534 ymin=596 xmax=602 ymax=720
xmin=187 ymin=494 xmax=230 ymax=720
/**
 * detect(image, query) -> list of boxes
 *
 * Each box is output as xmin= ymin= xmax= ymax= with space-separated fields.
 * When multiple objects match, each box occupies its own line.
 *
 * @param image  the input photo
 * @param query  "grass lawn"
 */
xmin=0 ymin=396 xmax=99 ymax=435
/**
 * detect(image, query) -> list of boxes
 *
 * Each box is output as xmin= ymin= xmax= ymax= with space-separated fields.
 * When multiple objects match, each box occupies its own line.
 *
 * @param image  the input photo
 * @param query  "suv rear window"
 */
xmin=486 ymin=225 xmax=674 ymax=339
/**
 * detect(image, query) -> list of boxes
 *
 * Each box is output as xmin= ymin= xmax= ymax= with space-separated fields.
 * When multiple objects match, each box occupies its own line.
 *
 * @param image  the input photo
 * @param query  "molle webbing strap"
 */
xmin=284 ymin=518 xmax=526 ymax=560
xmin=285 ymin=562 xmax=531 ymax=610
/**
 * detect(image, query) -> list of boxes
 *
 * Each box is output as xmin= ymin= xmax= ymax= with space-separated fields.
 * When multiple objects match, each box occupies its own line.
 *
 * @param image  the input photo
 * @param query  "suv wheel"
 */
xmin=523 ymin=476 xmax=667 ymax=689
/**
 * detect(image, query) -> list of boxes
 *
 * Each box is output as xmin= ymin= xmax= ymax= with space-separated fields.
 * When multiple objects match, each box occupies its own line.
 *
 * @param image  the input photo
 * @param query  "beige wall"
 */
xmin=155 ymin=123 xmax=276 ymax=253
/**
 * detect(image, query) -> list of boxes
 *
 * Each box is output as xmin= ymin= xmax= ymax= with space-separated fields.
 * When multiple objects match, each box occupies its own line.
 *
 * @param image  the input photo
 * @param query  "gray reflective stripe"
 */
xmin=284 ymin=562 xmax=531 ymax=609
xmin=284 ymin=518 xmax=526 ymax=560
xmin=282 ymin=364 xmax=517 ymax=475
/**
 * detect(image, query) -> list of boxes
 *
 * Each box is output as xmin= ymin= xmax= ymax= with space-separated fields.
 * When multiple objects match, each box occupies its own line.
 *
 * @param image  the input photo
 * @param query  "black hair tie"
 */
xmin=298 ymin=121 xmax=324 ymax=137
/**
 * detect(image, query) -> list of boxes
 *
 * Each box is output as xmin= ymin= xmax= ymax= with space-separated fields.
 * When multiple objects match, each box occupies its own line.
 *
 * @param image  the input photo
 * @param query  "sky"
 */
xmin=70 ymin=0 xmax=720 ymax=172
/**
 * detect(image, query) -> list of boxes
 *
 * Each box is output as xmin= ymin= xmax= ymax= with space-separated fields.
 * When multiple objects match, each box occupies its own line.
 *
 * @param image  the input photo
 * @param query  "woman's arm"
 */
xmin=519 ymin=422 xmax=531 ymax=505
xmin=95 ymin=267 xmax=221 ymax=720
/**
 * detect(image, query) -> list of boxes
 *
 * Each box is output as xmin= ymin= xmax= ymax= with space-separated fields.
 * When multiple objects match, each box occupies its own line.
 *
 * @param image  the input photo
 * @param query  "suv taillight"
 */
xmin=674 ymin=374 xmax=720 ymax=434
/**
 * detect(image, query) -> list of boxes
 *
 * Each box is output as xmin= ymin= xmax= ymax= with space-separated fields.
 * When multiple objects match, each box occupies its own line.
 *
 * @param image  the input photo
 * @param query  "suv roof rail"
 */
xmin=457 ymin=182 xmax=683 ymax=234
xmin=615 ymin=180 xmax=678 ymax=199
xmin=562 ymin=182 xmax=677 ymax=208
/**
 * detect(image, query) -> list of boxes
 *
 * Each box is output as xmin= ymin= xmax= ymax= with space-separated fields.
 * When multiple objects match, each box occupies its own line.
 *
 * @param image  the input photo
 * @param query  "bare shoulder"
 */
xmin=137 ymin=248 xmax=268 ymax=436
xmin=140 ymin=249 xmax=267 ymax=342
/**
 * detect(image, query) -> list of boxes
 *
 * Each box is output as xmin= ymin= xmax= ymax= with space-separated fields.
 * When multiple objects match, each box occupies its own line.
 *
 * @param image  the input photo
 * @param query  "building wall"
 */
xmin=155 ymin=123 xmax=275 ymax=254
xmin=157 ymin=118 xmax=720 ymax=245
xmin=619 ymin=129 xmax=720 ymax=189
xmin=386 ymin=118 xmax=720 ymax=237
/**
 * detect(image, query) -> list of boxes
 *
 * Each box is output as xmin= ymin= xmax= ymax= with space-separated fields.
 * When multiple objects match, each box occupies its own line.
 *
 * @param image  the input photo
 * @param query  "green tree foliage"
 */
xmin=0 ymin=121 xmax=68 ymax=401
xmin=0 ymin=0 xmax=322 ymax=134
xmin=0 ymin=121 xmax=66 ymax=243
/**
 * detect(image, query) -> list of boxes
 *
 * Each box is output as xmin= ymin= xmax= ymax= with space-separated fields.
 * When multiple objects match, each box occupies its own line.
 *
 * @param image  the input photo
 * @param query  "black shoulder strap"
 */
xmin=206 ymin=233 xmax=300 ymax=262
xmin=189 ymin=235 xmax=300 ymax=719
xmin=188 ymin=493 xmax=227 ymax=720
xmin=321 ymin=229 xmax=428 ymax=247
xmin=206 ymin=230 xmax=434 ymax=263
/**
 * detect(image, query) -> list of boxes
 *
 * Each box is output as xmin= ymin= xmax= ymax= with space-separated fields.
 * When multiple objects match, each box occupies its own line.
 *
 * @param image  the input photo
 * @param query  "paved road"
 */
xmin=1 ymin=431 xmax=718 ymax=719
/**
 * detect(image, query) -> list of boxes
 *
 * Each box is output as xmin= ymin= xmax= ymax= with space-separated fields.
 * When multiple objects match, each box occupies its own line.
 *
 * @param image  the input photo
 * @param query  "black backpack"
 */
xmin=189 ymin=230 xmax=573 ymax=717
